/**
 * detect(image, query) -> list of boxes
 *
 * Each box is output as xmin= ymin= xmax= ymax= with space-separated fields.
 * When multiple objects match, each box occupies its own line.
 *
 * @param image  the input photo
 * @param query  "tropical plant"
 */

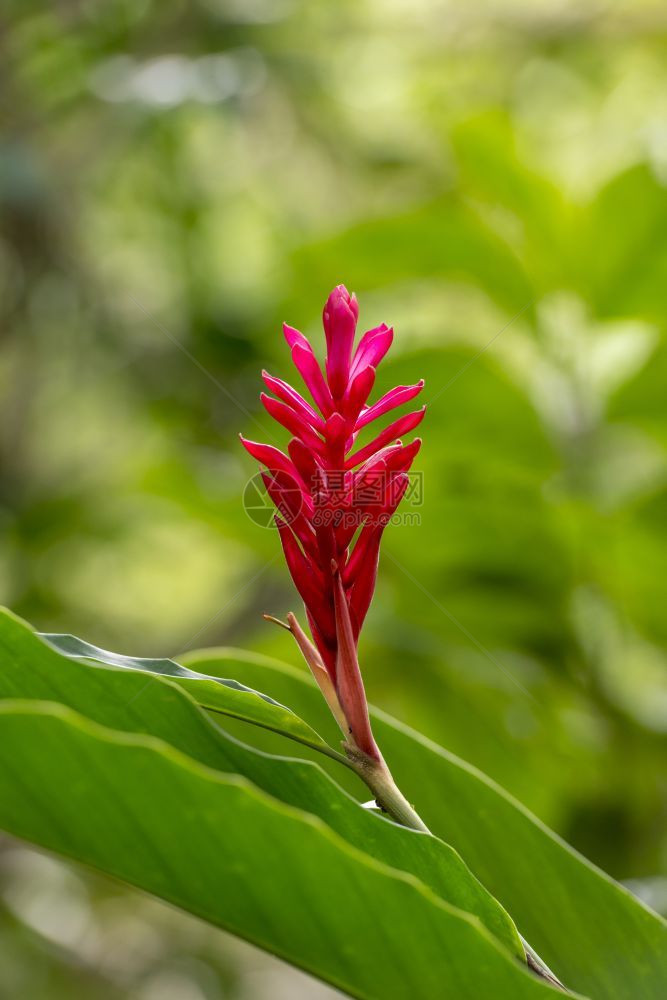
xmin=0 ymin=288 xmax=665 ymax=998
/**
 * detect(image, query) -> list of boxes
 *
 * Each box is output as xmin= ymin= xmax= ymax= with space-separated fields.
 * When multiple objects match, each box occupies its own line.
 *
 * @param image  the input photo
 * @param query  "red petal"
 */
xmin=261 ymin=393 xmax=326 ymax=455
xmin=343 ymin=365 xmax=376 ymax=422
xmin=386 ymin=437 xmax=422 ymax=473
xmin=332 ymin=571 xmax=381 ymax=759
xmin=275 ymin=516 xmax=328 ymax=621
xmin=283 ymin=323 xmax=310 ymax=352
xmin=286 ymin=612 xmax=346 ymax=728
xmin=288 ymin=437 xmax=320 ymax=497
xmin=323 ymin=286 xmax=358 ymax=399
xmin=350 ymin=325 xmax=393 ymax=379
xmin=355 ymin=380 xmax=424 ymax=430
xmin=348 ymin=530 xmax=382 ymax=637
xmin=354 ymin=442 xmax=406 ymax=478
xmin=239 ymin=436 xmax=305 ymax=485
xmin=291 ymin=344 xmax=334 ymax=416
xmin=345 ymin=473 xmax=409 ymax=622
xmin=343 ymin=522 xmax=380 ymax=587
xmin=262 ymin=371 xmax=324 ymax=430
xmin=345 ymin=407 xmax=426 ymax=468
xmin=306 ymin=609 xmax=337 ymax=674
xmin=262 ymin=473 xmax=317 ymax=559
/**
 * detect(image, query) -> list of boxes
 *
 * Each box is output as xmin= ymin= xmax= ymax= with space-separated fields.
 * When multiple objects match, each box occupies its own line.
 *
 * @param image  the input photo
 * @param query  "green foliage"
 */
xmin=184 ymin=647 xmax=667 ymax=1000
xmin=3 ymin=613 xmax=521 ymax=957
xmin=1 ymin=610 xmax=666 ymax=999
xmin=40 ymin=630 xmax=337 ymax=760
xmin=3 ymin=3 xmax=667 ymax=996
xmin=1 ymin=703 xmax=567 ymax=1000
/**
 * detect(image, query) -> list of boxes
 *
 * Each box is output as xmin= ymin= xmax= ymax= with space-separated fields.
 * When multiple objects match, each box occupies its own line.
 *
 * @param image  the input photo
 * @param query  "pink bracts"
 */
xmin=241 ymin=285 xmax=424 ymax=761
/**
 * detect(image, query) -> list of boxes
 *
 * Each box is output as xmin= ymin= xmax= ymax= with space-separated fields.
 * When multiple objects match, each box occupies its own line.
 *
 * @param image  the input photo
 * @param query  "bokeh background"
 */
xmin=2 ymin=1 xmax=667 ymax=997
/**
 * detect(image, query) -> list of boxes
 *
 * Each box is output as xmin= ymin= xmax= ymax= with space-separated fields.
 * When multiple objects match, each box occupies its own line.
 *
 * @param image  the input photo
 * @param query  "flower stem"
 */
xmin=343 ymin=744 xmax=430 ymax=833
xmin=344 ymin=743 xmax=567 ymax=992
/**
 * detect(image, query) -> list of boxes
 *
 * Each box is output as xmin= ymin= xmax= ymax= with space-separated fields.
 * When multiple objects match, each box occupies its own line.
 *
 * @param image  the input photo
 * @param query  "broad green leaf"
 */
xmin=183 ymin=648 xmax=667 ymax=1000
xmin=0 ymin=701 xmax=573 ymax=1000
xmin=39 ymin=628 xmax=341 ymax=763
xmin=0 ymin=609 xmax=521 ymax=959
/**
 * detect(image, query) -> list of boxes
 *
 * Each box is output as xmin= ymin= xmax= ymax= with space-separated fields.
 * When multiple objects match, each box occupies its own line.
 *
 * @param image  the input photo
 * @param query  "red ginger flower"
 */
xmin=241 ymin=285 xmax=424 ymax=762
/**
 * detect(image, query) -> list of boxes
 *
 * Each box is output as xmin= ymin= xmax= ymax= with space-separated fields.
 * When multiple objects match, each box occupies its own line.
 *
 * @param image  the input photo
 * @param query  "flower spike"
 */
xmin=242 ymin=285 xmax=424 ymax=761
xmin=241 ymin=295 xmax=569 ymax=989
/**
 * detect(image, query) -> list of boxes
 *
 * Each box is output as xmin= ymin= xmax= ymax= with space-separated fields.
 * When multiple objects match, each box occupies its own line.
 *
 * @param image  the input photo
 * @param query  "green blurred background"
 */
xmin=2 ymin=0 xmax=667 ymax=996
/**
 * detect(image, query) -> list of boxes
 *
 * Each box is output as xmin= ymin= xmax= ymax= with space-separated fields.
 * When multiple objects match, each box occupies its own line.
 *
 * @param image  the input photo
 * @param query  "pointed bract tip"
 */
xmin=263 ymin=613 xmax=292 ymax=631
xmin=283 ymin=323 xmax=307 ymax=350
xmin=325 ymin=284 xmax=359 ymax=321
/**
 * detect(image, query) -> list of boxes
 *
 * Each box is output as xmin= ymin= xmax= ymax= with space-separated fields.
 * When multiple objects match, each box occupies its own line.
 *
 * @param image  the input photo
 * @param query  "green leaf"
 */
xmin=0 ymin=700 xmax=573 ymax=1000
xmin=0 ymin=608 xmax=521 ymax=961
xmin=183 ymin=648 xmax=667 ymax=1000
xmin=40 ymin=628 xmax=341 ymax=763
